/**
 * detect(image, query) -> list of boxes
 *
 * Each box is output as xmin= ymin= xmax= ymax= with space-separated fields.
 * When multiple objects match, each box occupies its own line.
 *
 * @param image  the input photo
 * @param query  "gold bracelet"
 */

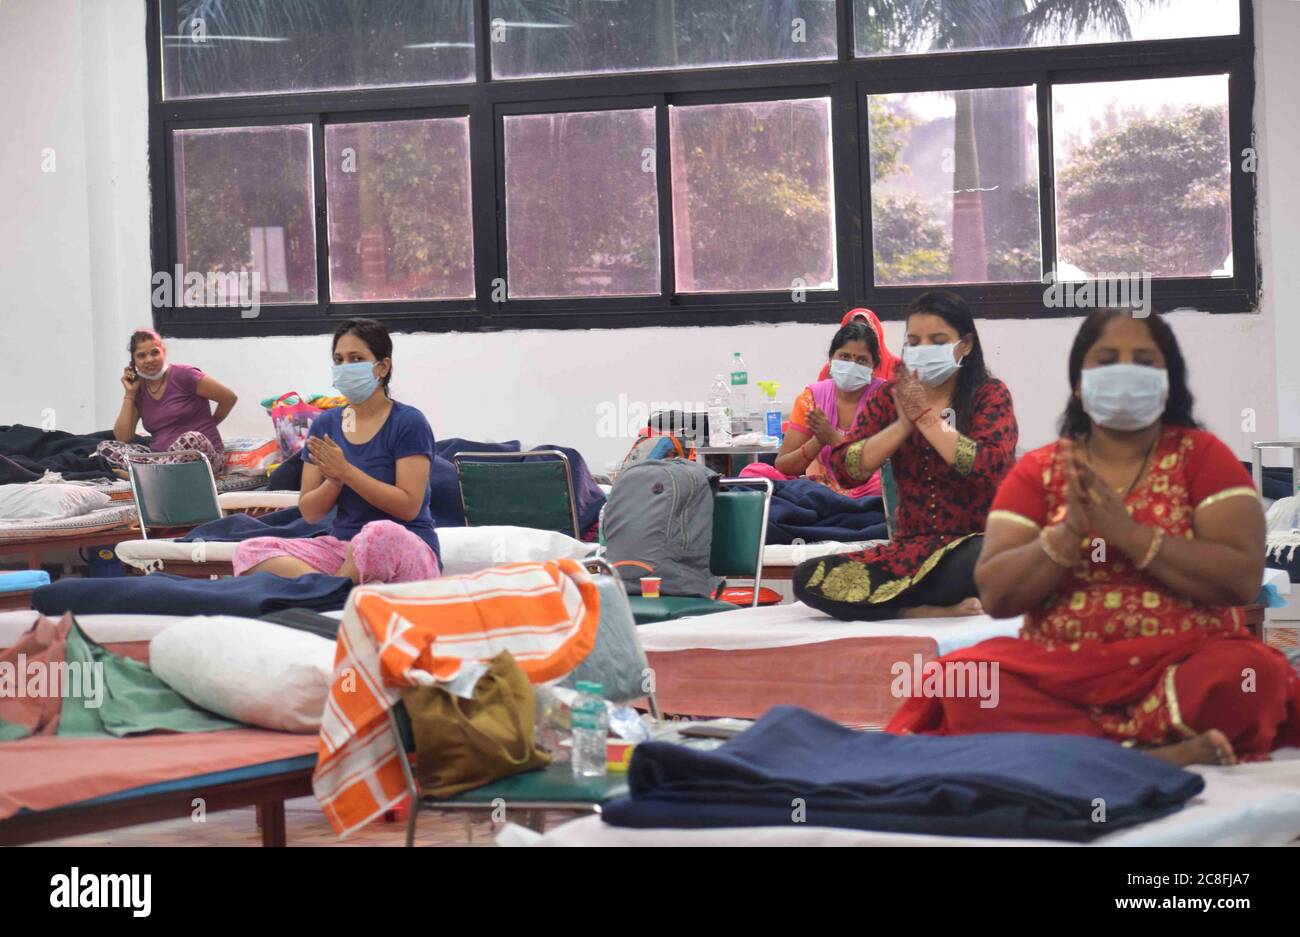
xmin=1039 ymin=526 xmax=1078 ymax=568
xmin=1135 ymin=526 xmax=1165 ymax=571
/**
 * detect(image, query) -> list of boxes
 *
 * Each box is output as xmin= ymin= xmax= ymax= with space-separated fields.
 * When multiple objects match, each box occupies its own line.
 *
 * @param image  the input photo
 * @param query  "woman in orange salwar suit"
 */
xmin=888 ymin=309 xmax=1300 ymax=766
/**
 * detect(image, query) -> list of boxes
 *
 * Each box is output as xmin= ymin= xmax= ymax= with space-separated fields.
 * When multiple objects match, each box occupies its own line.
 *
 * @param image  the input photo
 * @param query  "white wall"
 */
xmin=1 ymin=0 xmax=1296 ymax=473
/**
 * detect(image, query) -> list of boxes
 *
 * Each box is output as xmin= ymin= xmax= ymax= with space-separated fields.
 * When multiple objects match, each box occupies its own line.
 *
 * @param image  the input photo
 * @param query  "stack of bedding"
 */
xmin=0 ymin=482 xmax=137 ymax=542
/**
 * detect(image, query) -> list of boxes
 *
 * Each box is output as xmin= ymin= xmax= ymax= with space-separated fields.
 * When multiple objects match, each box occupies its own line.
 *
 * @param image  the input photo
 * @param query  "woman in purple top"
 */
xmin=98 ymin=329 xmax=238 ymax=475
xmin=233 ymin=318 xmax=441 ymax=585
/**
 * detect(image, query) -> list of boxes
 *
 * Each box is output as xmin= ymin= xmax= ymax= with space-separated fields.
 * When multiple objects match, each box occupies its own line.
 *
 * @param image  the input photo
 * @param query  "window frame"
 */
xmin=146 ymin=0 xmax=1258 ymax=338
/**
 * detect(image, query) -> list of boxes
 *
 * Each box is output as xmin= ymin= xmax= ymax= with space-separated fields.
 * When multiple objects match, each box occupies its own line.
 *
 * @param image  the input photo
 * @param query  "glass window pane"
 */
xmin=325 ymin=118 xmax=474 ymax=303
xmin=173 ymin=125 xmax=317 ymax=305
xmin=670 ymin=98 xmax=836 ymax=295
xmin=867 ymin=87 xmax=1041 ymax=286
xmin=504 ymin=108 xmax=659 ymax=299
xmin=491 ymin=0 xmax=835 ymax=79
xmin=1053 ymin=75 xmax=1232 ymax=280
xmin=857 ymin=0 xmax=1238 ymax=57
xmin=161 ymin=0 xmax=474 ymax=99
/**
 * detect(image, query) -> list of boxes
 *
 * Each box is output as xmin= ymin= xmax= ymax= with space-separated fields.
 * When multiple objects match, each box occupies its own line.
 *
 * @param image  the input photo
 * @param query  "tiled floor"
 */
xmin=29 ymin=797 xmax=575 ymax=847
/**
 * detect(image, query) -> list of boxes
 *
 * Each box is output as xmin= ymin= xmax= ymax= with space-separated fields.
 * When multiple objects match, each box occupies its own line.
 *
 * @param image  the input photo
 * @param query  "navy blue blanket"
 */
xmin=765 ymin=479 xmax=888 ymax=545
xmin=34 ymin=572 xmax=353 ymax=617
xmin=602 ymin=707 xmax=1203 ymax=842
xmin=177 ymin=507 xmax=333 ymax=543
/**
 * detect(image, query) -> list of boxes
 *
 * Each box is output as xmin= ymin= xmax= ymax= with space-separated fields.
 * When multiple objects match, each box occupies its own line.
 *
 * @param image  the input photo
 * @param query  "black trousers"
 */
xmin=792 ymin=536 xmax=984 ymax=622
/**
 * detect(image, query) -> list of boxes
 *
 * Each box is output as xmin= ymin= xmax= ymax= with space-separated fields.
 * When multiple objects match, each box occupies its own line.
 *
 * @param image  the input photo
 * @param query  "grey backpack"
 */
xmin=602 ymin=458 xmax=720 ymax=598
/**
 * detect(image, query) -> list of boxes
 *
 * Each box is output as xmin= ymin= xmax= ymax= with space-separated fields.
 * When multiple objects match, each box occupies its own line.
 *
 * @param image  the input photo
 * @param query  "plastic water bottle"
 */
xmin=571 ymin=681 xmax=609 ymax=778
xmin=730 ymin=353 xmax=750 ymax=435
xmin=757 ymin=380 xmax=783 ymax=443
xmin=708 ymin=375 xmax=732 ymax=448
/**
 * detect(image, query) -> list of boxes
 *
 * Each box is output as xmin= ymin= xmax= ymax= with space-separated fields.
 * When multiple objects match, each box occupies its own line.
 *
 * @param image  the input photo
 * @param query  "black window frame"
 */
xmin=147 ymin=0 xmax=1258 ymax=339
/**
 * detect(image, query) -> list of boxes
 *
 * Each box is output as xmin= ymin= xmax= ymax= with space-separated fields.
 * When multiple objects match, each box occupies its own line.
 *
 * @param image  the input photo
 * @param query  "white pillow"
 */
xmin=0 ymin=483 xmax=111 ymax=521
xmin=149 ymin=616 xmax=336 ymax=733
xmin=436 ymin=525 xmax=594 ymax=577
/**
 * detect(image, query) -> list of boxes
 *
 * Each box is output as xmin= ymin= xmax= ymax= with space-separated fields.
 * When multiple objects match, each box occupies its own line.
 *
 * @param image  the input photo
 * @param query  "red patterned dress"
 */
xmin=888 ymin=426 xmax=1300 ymax=757
xmin=793 ymin=378 xmax=1018 ymax=616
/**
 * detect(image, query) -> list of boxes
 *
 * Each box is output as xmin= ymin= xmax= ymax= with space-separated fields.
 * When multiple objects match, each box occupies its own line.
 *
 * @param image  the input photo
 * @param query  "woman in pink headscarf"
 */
xmin=740 ymin=319 xmax=884 ymax=498
xmin=817 ymin=308 xmax=899 ymax=384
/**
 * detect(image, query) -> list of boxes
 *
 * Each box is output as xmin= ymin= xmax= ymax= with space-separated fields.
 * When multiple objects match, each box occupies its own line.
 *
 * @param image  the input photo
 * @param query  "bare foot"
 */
xmin=1146 ymin=729 xmax=1236 ymax=768
xmin=900 ymin=598 xmax=983 ymax=619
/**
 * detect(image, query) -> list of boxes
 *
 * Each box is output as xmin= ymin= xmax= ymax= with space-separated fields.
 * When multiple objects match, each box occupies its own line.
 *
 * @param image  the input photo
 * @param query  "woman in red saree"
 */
xmin=888 ymin=310 xmax=1300 ymax=765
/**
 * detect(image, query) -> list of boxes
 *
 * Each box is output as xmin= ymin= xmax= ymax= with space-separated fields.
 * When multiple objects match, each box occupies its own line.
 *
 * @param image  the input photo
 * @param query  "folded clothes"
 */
xmin=0 ymin=570 xmax=51 ymax=593
xmin=765 ymin=479 xmax=888 ymax=545
xmin=602 ymin=707 xmax=1204 ymax=842
xmin=177 ymin=506 xmax=333 ymax=543
xmin=33 ymin=572 xmax=354 ymax=618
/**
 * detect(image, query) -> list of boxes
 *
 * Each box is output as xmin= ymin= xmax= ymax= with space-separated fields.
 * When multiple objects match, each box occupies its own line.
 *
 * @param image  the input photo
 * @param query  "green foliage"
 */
xmin=1056 ymin=105 xmax=1231 ymax=275
xmin=872 ymin=194 xmax=952 ymax=284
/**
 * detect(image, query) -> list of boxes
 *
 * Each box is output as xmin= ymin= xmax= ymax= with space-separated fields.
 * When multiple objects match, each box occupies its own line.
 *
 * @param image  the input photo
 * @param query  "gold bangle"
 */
xmin=1135 ymin=527 xmax=1165 ymax=571
xmin=1039 ymin=526 xmax=1078 ymax=568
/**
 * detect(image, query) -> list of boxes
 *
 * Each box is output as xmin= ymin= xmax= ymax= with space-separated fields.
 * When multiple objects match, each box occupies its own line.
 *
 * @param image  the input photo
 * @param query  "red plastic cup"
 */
xmin=641 ymin=576 xmax=662 ymax=598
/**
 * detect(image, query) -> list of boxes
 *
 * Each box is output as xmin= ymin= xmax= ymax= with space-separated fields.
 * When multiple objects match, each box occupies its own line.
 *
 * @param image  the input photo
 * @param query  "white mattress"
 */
xmin=500 ymin=750 xmax=1300 ymax=848
xmin=0 ymin=611 xmax=186 ymax=648
xmin=638 ymin=602 xmax=1023 ymax=658
xmin=762 ymin=540 xmax=885 ymax=567
xmin=115 ymin=538 xmax=237 ymax=570
xmin=0 ymin=503 xmax=138 ymax=542
xmin=216 ymin=490 xmax=298 ymax=511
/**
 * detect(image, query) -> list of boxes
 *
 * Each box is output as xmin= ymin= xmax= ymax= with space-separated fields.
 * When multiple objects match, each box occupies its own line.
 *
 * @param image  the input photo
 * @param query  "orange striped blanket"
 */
xmin=313 ymin=559 xmax=601 ymax=836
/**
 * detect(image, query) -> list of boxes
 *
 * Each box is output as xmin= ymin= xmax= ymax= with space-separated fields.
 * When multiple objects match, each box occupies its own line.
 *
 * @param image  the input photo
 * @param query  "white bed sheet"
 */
xmin=500 ymin=750 xmax=1300 ymax=848
xmin=638 ymin=602 xmax=1023 ymax=658
xmin=761 ymin=540 xmax=885 ymax=567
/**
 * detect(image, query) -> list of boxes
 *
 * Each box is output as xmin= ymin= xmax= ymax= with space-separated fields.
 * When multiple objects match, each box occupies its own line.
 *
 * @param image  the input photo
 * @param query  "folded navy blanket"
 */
xmin=765 ymin=479 xmax=888 ymax=546
xmin=177 ymin=507 xmax=333 ymax=543
xmin=33 ymin=572 xmax=353 ymax=618
xmin=602 ymin=707 xmax=1203 ymax=842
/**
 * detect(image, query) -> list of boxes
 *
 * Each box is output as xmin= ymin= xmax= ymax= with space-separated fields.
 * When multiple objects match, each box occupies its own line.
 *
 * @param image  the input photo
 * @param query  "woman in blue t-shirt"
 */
xmin=234 ymin=319 xmax=441 ymax=584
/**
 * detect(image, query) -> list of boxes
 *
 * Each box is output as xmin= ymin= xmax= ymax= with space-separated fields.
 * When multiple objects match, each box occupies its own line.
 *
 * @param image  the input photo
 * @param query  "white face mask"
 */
xmin=137 ymin=362 xmax=168 ymax=382
xmin=829 ymin=359 xmax=874 ymax=392
xmin=902 ymin=343 xmax=963 ymax=386
xmin=1080 ymin=364 xmax=1169 ymax=432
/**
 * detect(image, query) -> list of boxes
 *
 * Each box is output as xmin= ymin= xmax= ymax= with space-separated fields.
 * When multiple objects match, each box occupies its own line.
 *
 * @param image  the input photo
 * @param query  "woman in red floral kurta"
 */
xmin=793 ymin=292 xmax=1018 ymax=620
xmin=889 ymin=310 xmax=1299 ymax=765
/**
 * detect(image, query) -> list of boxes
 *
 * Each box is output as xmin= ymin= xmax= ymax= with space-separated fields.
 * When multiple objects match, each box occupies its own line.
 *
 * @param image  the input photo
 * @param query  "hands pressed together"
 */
xmin=307 ymin=434 xmax=351 ymax=485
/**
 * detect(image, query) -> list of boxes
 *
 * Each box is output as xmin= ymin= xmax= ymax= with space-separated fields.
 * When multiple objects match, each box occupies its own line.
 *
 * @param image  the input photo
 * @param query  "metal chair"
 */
xmin=389 ymin=557 xmax=659 ymax=844
xmin=453 ymin=450 xmax=580 ymax=538
xmin=623 ymin=477 xmax=773 ymax=624
xmin=125 ymin=451 xmax=222 ymax=539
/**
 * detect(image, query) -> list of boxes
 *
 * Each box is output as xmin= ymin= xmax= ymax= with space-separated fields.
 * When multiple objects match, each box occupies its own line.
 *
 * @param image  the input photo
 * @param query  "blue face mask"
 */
xmin=903 ymin=343 xmax=963 ymax=387
xmin=331 ymin=361 xmax=382 ymax=404
xmin=1081 ymin=364 xmax=1168 ymax=432
xmin=829 ymin=359 xmax=874 ymax=392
